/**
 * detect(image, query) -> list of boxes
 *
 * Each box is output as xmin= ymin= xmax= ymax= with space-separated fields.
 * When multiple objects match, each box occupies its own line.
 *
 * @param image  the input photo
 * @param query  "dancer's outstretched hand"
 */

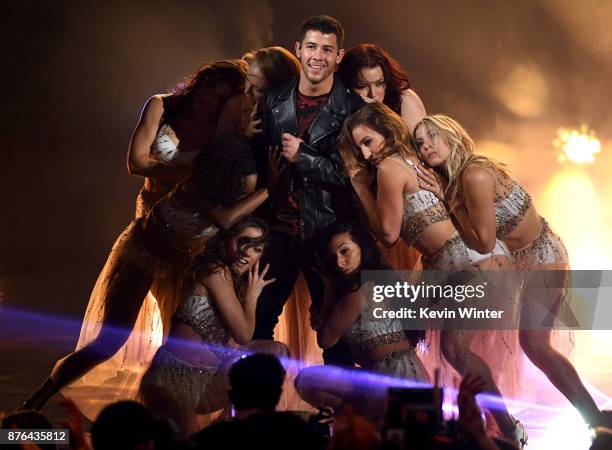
xmin=246 ymin=261 xmax=276 ymax=301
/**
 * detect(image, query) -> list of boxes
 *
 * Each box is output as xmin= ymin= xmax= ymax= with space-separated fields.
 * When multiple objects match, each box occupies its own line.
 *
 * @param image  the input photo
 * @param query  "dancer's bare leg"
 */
xmin=294 ymin=366 xmax=351 ymax=411
xmin=22 ymin=261 xmax=153 ymax=410
xmin=440 ymin=254 xmax=519 ymax=438
xmin=519 ymin=270 xmax=600 ymax=426
xmin=440 ymin=330 xmax=517 ymax=437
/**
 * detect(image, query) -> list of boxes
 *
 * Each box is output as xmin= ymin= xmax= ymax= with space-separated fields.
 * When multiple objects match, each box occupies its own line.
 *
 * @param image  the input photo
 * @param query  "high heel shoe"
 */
xmin=511 ymin=419 xmax=528 ymax=449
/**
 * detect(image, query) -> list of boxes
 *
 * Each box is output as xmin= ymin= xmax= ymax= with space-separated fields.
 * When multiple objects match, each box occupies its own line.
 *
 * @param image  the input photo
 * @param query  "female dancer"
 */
xmin=140 ymin=215 xmax=288 ymax=434
xmin=23 ymin=134 xmax=279 ymax=411
xmin=294 ymin=221 xmax=429 ymax=420
xmin=129 ymin=60 xmax=246 ymax=219
xmin=216 ymin=47 xmax=301 ymax=138
xmin=414 ymin=114 xmax=605 ymax=429
xmin=338 ymin=43 xmax=426 ymax=271
xmin=339 ymin=103 xmax=526 ymax=445
xmin=338 ymin=43 xmax=426 ymax=133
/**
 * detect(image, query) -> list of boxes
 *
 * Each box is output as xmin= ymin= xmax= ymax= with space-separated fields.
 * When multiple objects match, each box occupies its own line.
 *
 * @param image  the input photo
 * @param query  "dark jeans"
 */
xmin=253 ymin=230 xmax=353 ymax=367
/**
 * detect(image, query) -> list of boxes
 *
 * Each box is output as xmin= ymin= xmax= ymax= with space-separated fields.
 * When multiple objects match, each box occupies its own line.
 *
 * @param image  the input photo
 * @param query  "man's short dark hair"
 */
xmin=299 ymin=15 xmax=345 ymax=49
xmin=229 ymin=353 xmax=286 ymax=411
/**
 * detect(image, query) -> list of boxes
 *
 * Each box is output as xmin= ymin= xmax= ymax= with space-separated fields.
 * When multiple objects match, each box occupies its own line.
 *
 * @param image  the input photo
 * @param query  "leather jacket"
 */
xmin=255 ymin=75 xmax=364 ymax=242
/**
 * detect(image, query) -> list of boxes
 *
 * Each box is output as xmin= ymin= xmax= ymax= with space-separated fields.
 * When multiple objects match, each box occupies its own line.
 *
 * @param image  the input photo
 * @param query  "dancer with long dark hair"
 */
xmin=295 ymin=221 xmax=429 ymax=420
xmin=140 ymin=216 xmax=288 ymax=434
xmin=338 ymin=43 xmax=425 ymax=133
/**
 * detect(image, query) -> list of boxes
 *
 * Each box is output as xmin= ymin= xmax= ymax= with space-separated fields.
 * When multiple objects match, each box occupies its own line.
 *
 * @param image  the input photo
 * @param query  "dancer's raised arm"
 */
xmin=203 ymin=262 xmax=273 ymax=345
xmin=317 ymin=290 xmax=362 ymax=349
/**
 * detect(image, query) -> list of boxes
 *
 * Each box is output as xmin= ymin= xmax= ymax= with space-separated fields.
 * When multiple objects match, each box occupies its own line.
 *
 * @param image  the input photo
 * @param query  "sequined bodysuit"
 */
xmin=493 ymin=171 xmax=533 ymax=239
xmin=492 ymin=170 xmax=568 ymax=267
xmin=172 ymin=294 xmax=233 ymax=360
xmin=399 ymin=159 xmax=450 ymax=247
xmin=136 ymin=123 xmax=198 ymax=219
xmin=398 ymin=158 xmax=509 ymax=269
xmin=139 ymin=293 xmax=233 ymax=430
xmin=341 ymin=297 xmax=428 ymax=381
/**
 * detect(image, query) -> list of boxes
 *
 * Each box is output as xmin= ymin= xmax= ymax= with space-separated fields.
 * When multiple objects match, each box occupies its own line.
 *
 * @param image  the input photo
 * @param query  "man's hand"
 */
xmin=281 ymin=133 xmax=303 ymax=163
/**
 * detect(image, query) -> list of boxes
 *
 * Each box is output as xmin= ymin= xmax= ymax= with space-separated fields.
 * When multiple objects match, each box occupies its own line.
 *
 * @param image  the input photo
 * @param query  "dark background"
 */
xmin=2 ymin=0 xmax=612 ymax=319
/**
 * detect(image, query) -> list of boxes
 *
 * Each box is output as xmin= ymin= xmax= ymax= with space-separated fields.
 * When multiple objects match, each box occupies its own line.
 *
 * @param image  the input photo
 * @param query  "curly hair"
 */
xmin=338 ymin=44 xmax=411 ymax=113
xmin=162 ymin=60 xmax=247 ymax=125
xmin=339 ymin=102 xmax=417 ymax=174
xmin=190 ymin=133 xmax=257 ymax=209
xmin=414 ymin=115 xmax=509 ymax=212
xmin=189 ymin=216 xmax=268 ymax=299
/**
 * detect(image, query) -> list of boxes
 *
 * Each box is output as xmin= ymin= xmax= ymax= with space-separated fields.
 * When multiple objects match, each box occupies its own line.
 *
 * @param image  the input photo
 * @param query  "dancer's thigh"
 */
xmin=295 ymin=365 xmax=356 ymax=399
xmin=195 ymin=370 xmax=231 ymax=414
xmin=519 ymin=269 xmax=565 ymax=332
xmin=440 ymin=330 xmax=478 ymax=368
xmin=246 ymin=340 xmax=290 ymax=359
xmin=92 ymin=260 xmax=154 ymax=349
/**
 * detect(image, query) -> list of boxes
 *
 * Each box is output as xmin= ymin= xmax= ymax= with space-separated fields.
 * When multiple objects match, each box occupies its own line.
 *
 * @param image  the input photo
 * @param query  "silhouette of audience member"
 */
xmin=91 ymin=401 xmax=157 ymax=450
xmin=591 ymin=427 xmax=612 ymax=450
xmin=1 ymin=410 xmax=57 ymax=450
xmin=229 ymin=352 xmax=286 ymax=418
xmin=192 ymin=353 xmax=324 ymax=450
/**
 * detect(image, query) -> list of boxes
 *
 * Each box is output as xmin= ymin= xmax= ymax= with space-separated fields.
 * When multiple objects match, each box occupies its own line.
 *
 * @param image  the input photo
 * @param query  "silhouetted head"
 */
xmin=229 ymin=353 xmax=286 ymax=413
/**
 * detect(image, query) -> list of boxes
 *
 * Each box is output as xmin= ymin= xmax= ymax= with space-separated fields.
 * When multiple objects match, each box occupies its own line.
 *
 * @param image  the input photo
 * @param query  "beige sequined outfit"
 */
xmin=398 ymin=158 xmax=510 ymax=269
xmin=139 ymin=294 xmax=234 ymax=425
xmin=342 ymin=318 xmax=429 ymax=381
xmin=493 ymin=170 xmax=568 ymax=269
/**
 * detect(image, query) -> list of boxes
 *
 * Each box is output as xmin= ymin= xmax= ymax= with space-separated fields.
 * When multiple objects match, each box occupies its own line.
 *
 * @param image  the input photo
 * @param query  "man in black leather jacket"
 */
xmin=252 ymin=15 xmax=363 ymax=362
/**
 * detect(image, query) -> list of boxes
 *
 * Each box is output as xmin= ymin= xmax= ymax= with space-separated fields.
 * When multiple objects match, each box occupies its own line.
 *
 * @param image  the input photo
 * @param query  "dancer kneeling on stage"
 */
xmin=295 ymin=221 xmax=429 ymax=420
xmin=139 ymin=216 xmax=289 ymax=435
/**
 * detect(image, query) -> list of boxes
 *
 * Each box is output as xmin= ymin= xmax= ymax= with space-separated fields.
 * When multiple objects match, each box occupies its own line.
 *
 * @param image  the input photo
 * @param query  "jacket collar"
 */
xmin=271 ymin=74 xmax=350 ymax=145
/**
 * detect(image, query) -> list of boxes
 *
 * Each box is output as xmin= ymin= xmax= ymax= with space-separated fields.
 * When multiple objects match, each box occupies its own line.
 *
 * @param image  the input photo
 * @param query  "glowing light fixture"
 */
xmin=554 ymin=126 xmax=601 ymax=164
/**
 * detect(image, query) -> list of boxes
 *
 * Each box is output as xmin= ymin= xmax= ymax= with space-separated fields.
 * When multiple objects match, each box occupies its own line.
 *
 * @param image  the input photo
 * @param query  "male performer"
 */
xmin=252 ymin=15 xmax=363 ymax=364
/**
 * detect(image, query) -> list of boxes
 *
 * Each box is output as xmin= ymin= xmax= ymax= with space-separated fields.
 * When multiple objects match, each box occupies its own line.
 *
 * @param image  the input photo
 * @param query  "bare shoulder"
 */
xmin=378 ymin=155 xmax=408 ymax=175
xmin=378 ymin=155 xmax=414 ymax=186
xmin=343 ymin=289 xmax=365 ymax=309
xmin=401 ymin=89 xmax=425 ymax=107
xmin=202 ymin=266 xmax=233 ymax=289
xmin=462 ymin=164 xmax=495 ymax=187
xmin=141 ymin=94 xmax=165 ymax=121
